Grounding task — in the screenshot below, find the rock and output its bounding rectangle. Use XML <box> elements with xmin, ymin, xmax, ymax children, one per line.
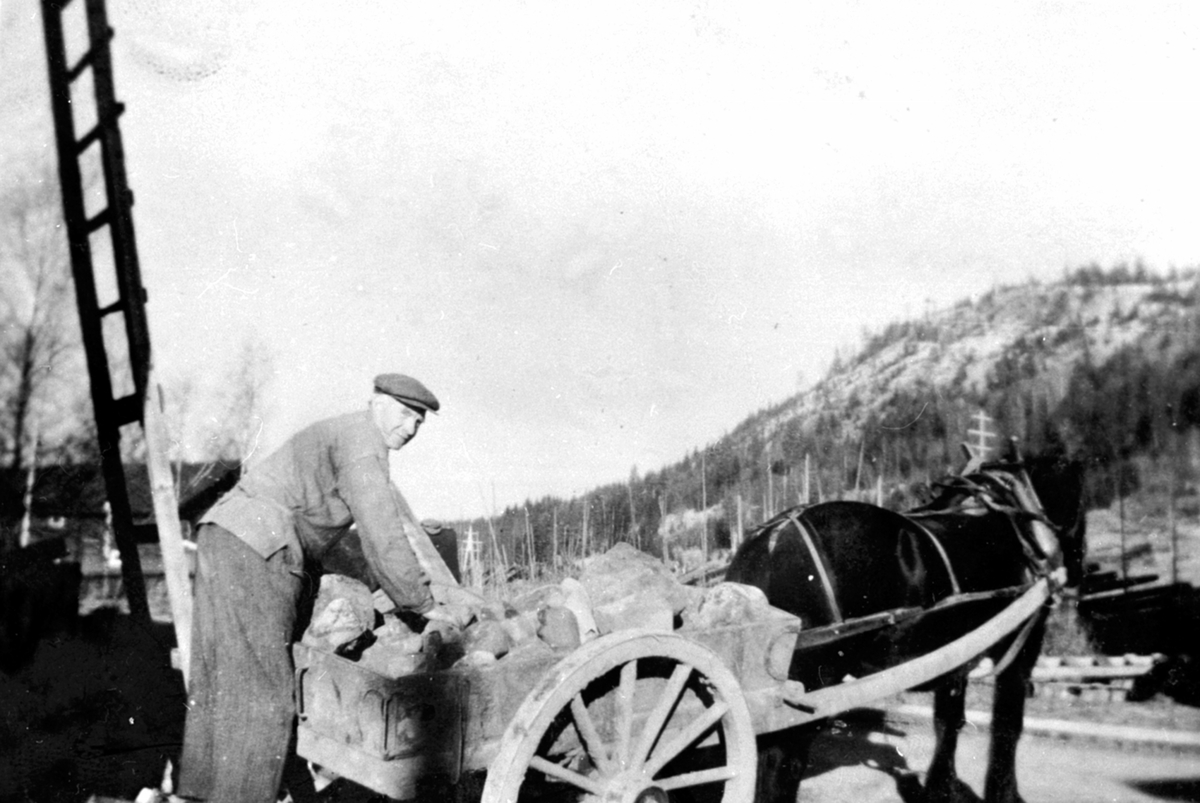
<box><xmin>681</xmin><ymin>582</ymin><xmax>772</xmax><ymax>630</ymax></box>
<box><xmin>432</xmin><ymin>582</ymin><xmax>489</xmax><ymax>612</ymax></box>
<box><xmin>538</xmin><ymin>605</ymin><xmax>581</xmax><ymax>650</ymax></box>
<box><xmin>314</xmin><ymin>574</ymin><xmax>376</xmax><ymax>629</ymax></box>
<box><xmin>373</xmin><ymin>588</ymin><xmax>397</xmax><ymax>615</ymax></box>
<box><xmin>422</xmin><ymin>620</ymin><xmax>465</xmax><ymax>669</ymax></box>
<box><xmin>463</xmin><ymin>619</ymin><xmax>513</xmax><ymax>659</ymax></box>
<box><xmin>504</xmin><ymin>639</ymin><xmax>556</xmax><ymax>662</ymax></box>
<box><xmin>477</xmin><ymin>600</ymin><xmax>516</xmax><ymax>621</ymax></box>
<box><xmin>358</xmin><ymin>641</ymin><xmax>429</xmax><ymax>677</ymax></box>
<box><xmin>372</xmin><ymin>615</ymin><xmax>423</xmax><ymax>652</ymax></box>
<box><xmin>302</xmin><ymin>574</ymin><xmax>377</xmax><ymax>653</ymax></box>
<box><xmin>579</xmin><ymin>543</ymin><xmax>692</xmax><ymax>614</ymax></box>
<box><xmin>500</xmin><ymin>611</ymin><xmax>541</xmax><ymax>646</ymax></box>
<box><xmin>429</xmin><ymin>602</ymin><xmax>477</xmax><ymax>630</ymax></box>
<box><xmin>594</xmin><ymin>591</ymin><xmax>674</xmax><ymax>634</ymax></box>
<box><xmin>454</xmin><ymin>650</ymin><xmax>499</xmax><ymax>669</ymax></box>
<box><xmin>559</xmin><ymin>578</ymin><xmax>599</xmax><ymax>642</ymax></box>
<box><xmin>511</xmin><ymin>584</ymin><xmax>566</xmax><ymax>614</ymax></box>
<box><xmin>302</xmin><ymin>598</ymin><xmax>371</xmax><ymax>653</ymax></box>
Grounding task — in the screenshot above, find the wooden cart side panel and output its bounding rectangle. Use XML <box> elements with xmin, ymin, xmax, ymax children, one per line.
<box><xmin>456</xmin><ymin>649</ymin><xmax>566</xmax><ymax>771</ymax></box>
<box><xmin>294</xmin><ymin>644</ymin><xmax>467</xmax><ymax>797</ymax></box>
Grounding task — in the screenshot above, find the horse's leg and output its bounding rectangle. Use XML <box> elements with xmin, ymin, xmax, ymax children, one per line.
<box><xmin>754</xmin><ymin>729</ymin><xmax>808</xmax><ymax>803</ymax></box>
<box><xmin>983</xmin><ymin>614</ymin><xmax>1046</xmax><ymax>803</ymax></box>
<box><xmin>925</xmin><ymin>672</ymin><xmax>979</xmax><ymax>803</ymax></box>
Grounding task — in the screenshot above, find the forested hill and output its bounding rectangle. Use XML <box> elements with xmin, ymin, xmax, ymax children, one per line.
<box><xmin>457</xmin><ymin>265</ymin><xmax>1200</xmax><ymax>572</ymax></box>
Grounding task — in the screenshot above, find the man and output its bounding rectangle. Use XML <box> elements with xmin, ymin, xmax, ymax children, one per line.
<box><xmin>177</xmin><ymin>373</ymin><xmax>441</xmax><ymax>803</ymax></box>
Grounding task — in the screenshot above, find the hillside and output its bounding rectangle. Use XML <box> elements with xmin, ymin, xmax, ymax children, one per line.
<box><xmin>454</xmin><ymin>265</ymin><xmax>1200</xmax><ymax>582</ymax></box>
<box><xmin>764</xmin><ymin>277</ymin><xmax>1196</xmax><ymax>441</ymax></box>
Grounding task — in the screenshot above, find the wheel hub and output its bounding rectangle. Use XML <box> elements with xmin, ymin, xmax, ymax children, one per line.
<box><xmin>598</xmin><ymin>770</ymin><xmax>669</xmax><ymax>803</ymax></box>
<box><xmin>595</xmin><ymin>768</ymin><xmax>672</xmax><ymax>801</ymax></box>
<box><xmin>632</xmin><ymin>786</ymin><xmax>668</xmax><ymax>803</ymax></box>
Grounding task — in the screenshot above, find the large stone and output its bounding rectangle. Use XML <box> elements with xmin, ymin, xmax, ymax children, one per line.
<box><xmin>455</xmin><ymin>650</ymin><xmax>499</xmax><ymax>669</ymax></box>
<box><xmin>500</xmin><ymin>610</ymin><xmax>541</xmax><ymax>646</ymax></box>
<box><xmin>559</xmin><ymin>578</ymin><xmax>599</xmax><ymax>642</ymax></box>
<box><xmin>358</xmin><ymin>637</ymin><xmax>429</xmax><ymax>677</ymax></box>
<box><xmin>593</xmin><ymin>591</ymin><xmax>674</xmax><ymax>634</ymax></box>
<box><xmin>462</xmin><ymin>619</ymin><xmax>513</xmax><ymax>659</ymax></box>
<box><xmin>433</xmin><ymin>582</ymin><xmax>493</xmax><ymax>614</ymax></box>
<box><xmin>511</xmin><ymin>584</ymin><xmax>566</xmax><ymax>614</ymax></box>
<box><xmin>538</xmin><ymin>605</ymin><xmax>581</xmax><ymax>651</ymax></box>
<box><xmin>421</xmin><ymin>622</ymin><xmax>465</xmax><ymax>670</ymax></box>
<box><xmin>372</xmin><ymin>615</ymin><xmax>423</xmax><ymax>651</ymax></box>
<box><xmin>504</xmin><ymin>638</ymin><xmax>556</xmax><ymax>663</ymax></box>
<box><xmin>302</xmin><ymin>574</ymin><xmax>376</xmax><ymax>653</ymax></box>
<box><xmin>681</xmin><ymin>582</ymin><xmax>772</xmax><ymax>630</ymax></box>
<box><xmin>314</xmin><ymin>574</ymin><xmax>376</xmax><ymax>628</ymax></box>
<box><xmin>579</xmin><ymin>543</ymin><xmax>692</xmax><ymax>614</ymax></box>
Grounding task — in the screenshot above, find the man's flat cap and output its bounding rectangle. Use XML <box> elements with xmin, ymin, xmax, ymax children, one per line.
<box><xmin>374</xmin><ymin>373</ymin><xmax>440</xmax><ymax>413</ymax></box>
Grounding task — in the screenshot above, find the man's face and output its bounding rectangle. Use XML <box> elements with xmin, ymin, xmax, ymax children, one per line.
<box><xmin>375</xmin><ymin>396</ymin><xmax>425</xmax><ymax>450</ymax></box>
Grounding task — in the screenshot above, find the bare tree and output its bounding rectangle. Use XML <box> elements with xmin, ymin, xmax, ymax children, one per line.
<box><xmin>220</xmin><ymin>332</ymin><xmax>274</xmax><ymax>464</ymax></box>
<box><xmin>178</xmin><ymin>332</ymin><xmax>274</xmax><ymax>464</ymax></box>
<box><xmin>0</xmin><ymin>161</ymin><xmax>88</xmax><ymax>473</ymax></box>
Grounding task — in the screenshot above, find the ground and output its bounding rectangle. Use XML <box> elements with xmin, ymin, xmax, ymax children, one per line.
<box><xmin>795</xmin><ymin>705</ymin><xmax>1200</xmax><ymax>803</ymax></box>
<box><xmin>3</xmin><ymin>503</ymin><xmax>1200</xmax><ymax>802</ymax></box>
<box><xmin>0</xmin><ymin>609</ymin><xmax>184</xmax><ymax>802</ymax></box>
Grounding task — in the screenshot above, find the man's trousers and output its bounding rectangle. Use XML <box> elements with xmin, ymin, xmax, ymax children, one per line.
<box><xmin>177</xmin><ymin>524</ymin><xmax>304</xmax><ymax>803</ymax></box>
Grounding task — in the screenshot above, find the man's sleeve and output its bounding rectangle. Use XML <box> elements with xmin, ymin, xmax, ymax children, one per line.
<box><xmin>337</xmin><ymin>440</ymin><xmax>434</xmax><ymax>614</ymax></box>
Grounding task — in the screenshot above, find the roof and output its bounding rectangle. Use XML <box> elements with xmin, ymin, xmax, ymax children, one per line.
<box><xmin>0</xmin><ymin>461</ymin><xmax>241</xmax><ymax>524</ymax></box>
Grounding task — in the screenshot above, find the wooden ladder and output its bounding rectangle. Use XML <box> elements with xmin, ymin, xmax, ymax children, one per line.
<box><xmin>40</xmin><ymin>0</ymin><xmax>192</xmax><ymax>677</ymax></box>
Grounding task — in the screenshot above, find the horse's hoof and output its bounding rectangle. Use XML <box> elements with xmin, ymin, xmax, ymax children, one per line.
<box><xmin>984</xmin><ymin>793</ymin><xmax>1027</xmax><ymax>803</ymax></box>
<box><xmin>924</xmin><ymin>776</ymin><xmax>983</xmax><ymax>803</ymax></box>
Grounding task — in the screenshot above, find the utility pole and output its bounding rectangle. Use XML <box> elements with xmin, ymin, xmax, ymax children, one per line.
<box><xmin>965</xmin><ymin>409</ymin><xmax>997</xmax><ymax>469</ymax></box>
<box><xmin>803</xmin><ymin>452</ymin><xmax>810</xmax><ymax>505</ymax></box>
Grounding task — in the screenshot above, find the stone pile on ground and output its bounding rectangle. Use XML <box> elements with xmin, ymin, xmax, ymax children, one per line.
<box><xmin>301</xmin><ymin>542</ymin><xmax>787</xmax><ymax>677</ymax></box>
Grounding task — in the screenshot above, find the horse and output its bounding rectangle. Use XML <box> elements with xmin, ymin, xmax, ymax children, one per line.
<box><xmin>727</xmin><ymin>446</ymin><xmax>1087</xmax><ymax>803</ymax></box>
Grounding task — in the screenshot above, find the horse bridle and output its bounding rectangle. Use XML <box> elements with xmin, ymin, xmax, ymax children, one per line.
<box><xmin>911</xmin><ymin>470</ymin><xmax>1062</xmax><ymax>583</ymax></box>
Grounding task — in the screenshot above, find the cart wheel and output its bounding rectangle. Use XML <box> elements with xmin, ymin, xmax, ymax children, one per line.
<box><xmin>481</xmin><ymin>630</ymin><xmax>757</xmax><ymax>803</ymax></box>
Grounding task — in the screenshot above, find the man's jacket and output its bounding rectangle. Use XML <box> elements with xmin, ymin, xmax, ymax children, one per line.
<box><xmin>200</xmin><ymin>410</ymin><xmax>433</xmax><ymax>613</ymax></box>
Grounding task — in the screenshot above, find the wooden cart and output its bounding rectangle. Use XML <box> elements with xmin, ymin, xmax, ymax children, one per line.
<box><xmin>293</xmin><ymin>576</ymin><xmax>1051</xmax><ymax>803</ymax></box>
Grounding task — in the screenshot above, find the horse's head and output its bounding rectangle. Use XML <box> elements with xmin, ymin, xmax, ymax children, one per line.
<box><xmin>1023</xmin><ymin>451</ymin><xmax>1088</xmax><ymax>588</ymax></box>
<box><xmin>949</xmin><ymin>450</ymin><xmax>1088</xmax><ymax>589</ymax></box>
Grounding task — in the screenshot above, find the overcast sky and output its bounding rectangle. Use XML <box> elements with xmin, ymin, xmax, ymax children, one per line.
<box><xmin>3</xmin><ymin>1</ymin><xmax>1199</xmax><ymax>519</ymax></box>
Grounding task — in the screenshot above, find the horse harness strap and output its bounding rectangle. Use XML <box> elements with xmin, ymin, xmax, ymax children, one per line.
<box><xmin>980</xmin><ymin>473</ymin><xmax>1058</xmax><ymax>578</ymax></box>
<box><xmin>987</xmin><ymin>599</ymin><xmax>1047</xmax><ymax>677</ymax></box>
<box><xmin>915</xmin><ymin>472</ymin><xmax>1057</xmax><ymax>580</ymax></box>
<box><xmin>783</xmin><ymin>510</ymin><xmax>844</xmax><ymax>624</ymax></box>
<box><xmin>905</xmin><ymin>517</ymin><xmax>963</xmax><ymax>596</ymax></box>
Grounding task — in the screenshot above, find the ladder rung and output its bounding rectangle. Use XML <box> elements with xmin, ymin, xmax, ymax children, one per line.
<box><xmin>110</xmin><ymin>393</ymin><xmax>142</xmax><ymax>428</ymax></box>
<box><xmin>75</xmin><ymin>102</ymin><xmax>126</xmax><ymax>154</ymax></box>
<box><xmin>86</xmin><ymin>208</ymin><xmax>112</xmax><ymax>233</ymax></box>
<box><xmin>67</xmin><ymin>28</ymin><xmax>114</xmax><ymax>82</ymax></box>
<box><xmin>98</xmin><ymin>298</ymin><xmax>125</xmax><ymax>317</ymax></box>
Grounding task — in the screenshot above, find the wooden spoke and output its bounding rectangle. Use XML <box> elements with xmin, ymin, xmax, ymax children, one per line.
<box><xmin>631</xmin><ymin>662</ymin><xmax>692</xmax><ymax>767</ymax></box>
<box><xmin>482</xmin><ymin>631</ymin><xmax>756</xmax><ymax>803</ymax></box>
<box><xmin>614</xmin><ymin>659</ymin><xmax>637</xmax><ymax>770</ymax></box>
<box><xmin>655</xmin><ymin>765</ymin><xmax>740</xmax><ymax>791</ymax></box>
<box><xmin>528</xmin><ymin>755</ymin><xmax>605</xmax><ymax>796</ymax></box>
<box><xmin>569</xmin><ymin>692</ymin><xmax>614</xmax><ymax>776</ymax></box>
<box><xmin>643</xmin><ymin>699</ymin><xmax>730</xmax><ymax>778</ymax></box>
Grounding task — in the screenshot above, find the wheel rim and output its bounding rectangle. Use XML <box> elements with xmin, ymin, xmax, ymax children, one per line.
<box><xmin>482</xmin><ymin>630</ymin><xmax>757</xmax><ymax>803</ymax></box>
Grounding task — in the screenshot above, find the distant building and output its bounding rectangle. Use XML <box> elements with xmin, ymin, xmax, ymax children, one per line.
<box><xmin>0</xmin><ymin>461</ymin><xmax>241</xmax><ymax>549</ymax></box>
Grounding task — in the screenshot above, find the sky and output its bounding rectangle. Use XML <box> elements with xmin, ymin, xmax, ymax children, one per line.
<box><xmin>3</xmin><ymin>1</ymin><xmax>1199</xmax><ymax>519</ymax></box>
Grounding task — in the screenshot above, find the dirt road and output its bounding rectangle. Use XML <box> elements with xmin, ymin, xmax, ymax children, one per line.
<box><xmin>796</xmin><ymin>708</ymin><xmax>1200</xmax><ymax>803</ymax></box>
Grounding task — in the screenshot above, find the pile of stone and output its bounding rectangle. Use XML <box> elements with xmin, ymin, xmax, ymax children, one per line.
<box><xmin>301</xmin><ymin>542</ymin><xmax>782</xmax><ymax>677</ymax></box>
